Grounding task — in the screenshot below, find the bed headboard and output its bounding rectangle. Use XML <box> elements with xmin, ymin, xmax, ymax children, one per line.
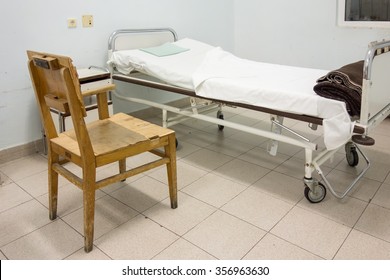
<box><xmin>108</xmin><ymin>28</ymin><xmax>177</xmax><ymax>56</ymax></box>
<box><xmin>360</xmin><ymin>39</ymin><xmax>390</xmax><ymax>132</ymax></box>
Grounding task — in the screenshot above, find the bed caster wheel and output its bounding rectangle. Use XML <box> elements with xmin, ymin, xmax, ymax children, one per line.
<box><xmin>304</xmin><ymin>182</ymin><xmax>326</xmax><ymax>203</ymax></box>
<box><xmin>345</xmin><ymin>142</ymin><xmax>359</xmax><ymax>167</ymax></box>
<box><xmin>217</xmin><ymin>111</ymin><xmax>224</xmax><ymax>131</ymax></box>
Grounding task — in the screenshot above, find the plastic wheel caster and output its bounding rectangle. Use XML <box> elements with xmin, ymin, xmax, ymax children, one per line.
<box><xmin>217</xmin><ymin>111</ymin><xmax>224</xmax><ymax>131</ymax></box>
<box><xmin>345</xmin><ymin>142</ymin><xmax>359</xmax><ymax>167</ymax></box>
<box><xmin>304</xmin><ymin>182</ymin><xmax>326</xmax><ymax>203</ymax></box>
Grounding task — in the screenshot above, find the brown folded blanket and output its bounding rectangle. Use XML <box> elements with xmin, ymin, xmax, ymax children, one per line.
<box><xmin>313</xmin><ymin>60</ymin><xmax>364</xmax><ymax>117</ymax></box>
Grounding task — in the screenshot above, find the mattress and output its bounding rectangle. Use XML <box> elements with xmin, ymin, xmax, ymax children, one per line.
<box><xmin>109</xmin><ymin>39</ymin><xmax>354</xmax><ymax>150</ymax></box>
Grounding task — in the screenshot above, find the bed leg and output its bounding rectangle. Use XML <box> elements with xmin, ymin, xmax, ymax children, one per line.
<box><xmin>162</xmin><ymin>109</ymin><xmax>168</xmax><ymax>128</ymax></box>
<box><xmin>190</xmin><ymin>97</ymin><xmax>199</xmax><ymax>114</ymax></box>
<box><xmin>268</xmin><ymin>115</ymin><xmax>283</xmax><ymax>156</ymax></box>
<box><xmin>304</xmin><ymin>148</ymin><xmax>313</xmax><ymax>179</ymax></box>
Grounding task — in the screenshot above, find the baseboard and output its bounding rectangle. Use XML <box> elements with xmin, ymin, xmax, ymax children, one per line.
<box><xmin>0</xmin><ymin>140</ymin><xmax>44</xmax><ymax>165</ymax></box>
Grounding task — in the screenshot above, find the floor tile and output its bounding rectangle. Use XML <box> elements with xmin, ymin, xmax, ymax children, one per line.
<box><xmin>0</xmin><ymin>171</ymin><xmax>12</xmax><ymax>186</ymax></box>
<box><xmin>1</xmin><ymin>219</ymin><xmax>84</xmax><ymax>260</ymax></box>
<box><xmin>298</xmin><ymin>193</ymin><xmax>368</xmax><ymax>227</ymax></box>
<box><xmin>0</xmin><ymin>154</ymin><xmax>47</xmax><ymax>182</ymax></box>
<box><xmin>238</xmin><ymin>147</ymin><xmax>290</xmax><ymax>170</ymax></box>
<box><xmin>109</xmin><ymin>176</ymin><xmax>171</xmax><ymax>212</ymax></box>
<box><xmin>181</xmin><ymin>148</ymin><xmax>233</xmax><ymax>171</ymax></box>
<box><xmin>271</xmin><ymin>207</ymin><xmax>351</xmax><ymax>259</ymax></box>
<box><xmin>221</xmin><ymin>188</ymin><xmax>293</xmax><ymax>231</ymax></box>
<box><xmin>36</xmin><ymin>184</ymin><xmax>106</xmax><ymax>217</ymax></box>
<box><xmin>204</xmin><ymin>138</ymin><xmax>255</xmax><ymax>158</ymax></box>
<box><xmin>181</xmin><ymin>173</ymin><xmax>247</xmax><ymax>208</ymax></box>
<box><xmin>200</xmin><ymin>122</ymin><xmax>238</xmax><ymax>138</ymax></box>
<box><xmin>363</xmin><ymin>146</ymin><xmax>390</xmax><ymax>166</ymax></box>
<box><xmin>258</xmin><ymin>140</ymin><xmax>302</xmax><ymax>157</ymax></box>
<box><xmin>144</xmin><ymin>192</ymin><xmax>216</xmax><ymax>236</ymax></box>
<box><xmin>62</xmin><ymin>195</ymin><xmax>139</xmax><ymax>239</ymax></box>
<box><xmin>147</xmin><ymin>160</ymin><xmax>208</xmax><ymax>190</ymax></box>
<box><xmin>251</xmin><ymin>171</ymin><xmax>305</xmax><ymax>204</ymax></box>
<box><xmin>169</xmin><ymin>123</ymin><xmax>196</xmax><ymax>140</ymax></box>
<box><xmin>227</xmin><ymin>114</ymin><xmax>261</xmax><ymax>127</ymax></box>
<box><xmin>335</xmin><ymin>229</ymin><xmax>390</xmax><ymax>260</ymax></box>
<box><xmin>336</xmin><ymin>159</ymin><xmax>390</xmax><ymax>183</ymax></box>
<box><xmin>227</xmin><ymin>129</ymin><xmax>268</xmax><ymax>147</ymax></box>
<box><xmin>184</xmin><ymin>211</ymin><xmax>266</xmax><ymax>260</ymax></box>
<box><xmin>65</xmin><ymin>246</ymin><xmax>111</xmax><ymax>260</ymax></box>
<box><xmin>125</xmin><ymin>152</ymin><xmax>162</xmax><ymax>170</ymax></box>
<box><xmin>385</xmin><ymin>173</ymin><xmax>390</xmax><ymax>185</ymax></box>
<box><xmin>0</xmin><ymin>200</ymin><xmax>50</xmax><ymax>247</ymax></box>
<box><xmin>153</xmin><ymin>238</ymin><xmax>217</xmax><ymax>260</ymax></box>
<box><xmin>175</xmin><ymin>140</ymin><xmax>202</xmax><ymax>159</ymax></box>
<box><xmin>0</xmin><ymin>182</ymin><xmax>33</xmax><ymax>213</ymax></box>
<box><xmin>355</xmin><ymin>203</ymin><xmax>390</xmax><ymax>243</ymax></box>
<box><xmin>15</xmin><ymin>170</ymin><xmax>68</xmax><ymax>198</ymax></box>
<box><xmin>95</xmin><ymin>215</ymin><xmax>178</xmax><ymax>259</ymax></box>
<box><xmin>181</xmin><ymin>117</ymin><xmax>216</xmax><ymax>131</ymax></box>
<box><xmin>291</xmin><ymin>154</ymin><xmax>334</xmax><ymax>176</ymax></box>
<box><xmin>243</xmin><ymin>234</ymin><xmax>322</xmax><ymax>260</ymax></box>
<box><xmin>2</xmin><ymin>111</ymin><xmax>390</xmax><ymax>261</ymax></box>
<box><xmin>371</xmin><ymin>183</ymin><xmax>390</xmax><ymax>209</ymax></box>
<box><xmin>214</xmin><ymin>158</ymin><xmax>270</xmax><ymax>186</ymax></box>
<box><xmin>274</xmin><ymin>157</ymin><xmax>322</xmax><ymax>181</ymax></box>
<box><xmin>178</xmin><ymin>130</ymin><xmax>220</xmax><ymax>148</ymax></box>
<box><xmin>324</xmin><ymin>169</ymin><xmax>382</xmax><ymax>202</ymax></box>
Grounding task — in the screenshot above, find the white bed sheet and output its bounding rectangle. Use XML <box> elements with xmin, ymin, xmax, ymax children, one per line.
<box><xmin>109</xmin><ymin>39</ymin><xmax>354</xmax><ymax>150</ymax></box>
<box><xmin>109</xmin><ymin>38</ymin><xmax>213</xmax><ymax>89</ymax></box>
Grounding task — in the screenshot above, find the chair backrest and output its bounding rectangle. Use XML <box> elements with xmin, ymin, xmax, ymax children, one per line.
<box><xmin>27</xmin><ymin>51</ymin><xmax>93</xmax><ymax>158</ymax></box>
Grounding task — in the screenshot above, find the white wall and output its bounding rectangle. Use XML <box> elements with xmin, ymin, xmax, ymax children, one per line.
<box><xmin>0</xmin><ymin>0</ymin><xmax>234</xmax><ymax>150</ymax></box>
<box><xmin>234</xmin><ymin>0</ymin><xmax>390</xmax><ymax>69</ymax></box>
<box><xmin>3</xmin><ymin>0</ymin><xmax>390</xmax><ymax>152</ymax></box>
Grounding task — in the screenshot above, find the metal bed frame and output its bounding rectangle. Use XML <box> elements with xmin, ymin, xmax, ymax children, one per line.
<box><xmin>107</xmin><ymin>28</ymin><xmax>390</xmax><ymax>203</ymax></box>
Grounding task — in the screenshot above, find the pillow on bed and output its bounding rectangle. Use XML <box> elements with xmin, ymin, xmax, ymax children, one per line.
<box><xmin>108</xmin><ymin>38</ymin><xmax>214</xmax><ymax>77</ymax></box>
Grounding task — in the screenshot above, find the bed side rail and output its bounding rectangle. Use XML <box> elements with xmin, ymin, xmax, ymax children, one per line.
<box><xmin>359</xmin><ymin>39</ymin><xmax>390</xmax><ymax>131</ymax></box>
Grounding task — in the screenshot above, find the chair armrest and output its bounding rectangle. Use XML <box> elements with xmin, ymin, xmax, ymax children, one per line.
<box><xmin>81</xmin><ymin>84</ymin><xmax>115</xmax><ymax>120</ymax></box>
<box><xmin>81</xmin><ymin>84</ymin><xmax>116</xmax><ymax>97</ymax></box>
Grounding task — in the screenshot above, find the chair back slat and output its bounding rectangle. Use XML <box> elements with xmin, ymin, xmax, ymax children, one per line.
<box><xmin>28</xmin><ymin>51</ymin><xmax>93</xmax><ymax>160</ymax></box>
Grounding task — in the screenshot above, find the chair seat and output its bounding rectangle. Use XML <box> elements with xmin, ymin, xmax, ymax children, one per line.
<box><xmin>51</xmin><ymin>113</ymin><xmax>174</xmax><ymax>166</ymax></box>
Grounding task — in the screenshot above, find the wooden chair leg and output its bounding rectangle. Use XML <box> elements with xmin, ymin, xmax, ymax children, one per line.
<box><xmin>83</xmin><ymin>168</ymin><xmax>96</xmax><ymax>253</ymax></box>
<box><xmin>48</xmin><ymin>151</ymin><xmax>59</xmax><ymax>220</ymax></box>
<box><xmin>119</xmin><ymin>159</ymin><xmax>126</xmax><ymax>181</ymax></box>
<box><xmin>165</xmin><ymin>134</ymin><xmax>178</xmax><ymax>209</ymax></box>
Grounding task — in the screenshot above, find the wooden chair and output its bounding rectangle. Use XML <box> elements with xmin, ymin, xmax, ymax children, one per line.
<box><xmin>27</xmin><ymin>50</ymin><xmax>178</xmax><ymax>253</ymax></box>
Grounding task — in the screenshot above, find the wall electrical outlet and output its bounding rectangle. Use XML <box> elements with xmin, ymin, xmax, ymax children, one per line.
<box><xmin>82</xmin><ymin>15</ymin><xmax>93</xmax><ymax>27</ymax></box>
<box><xmin>67</xmin><ymin>18</ymin><xmax>77</xmax><ymax>28</ymax></box>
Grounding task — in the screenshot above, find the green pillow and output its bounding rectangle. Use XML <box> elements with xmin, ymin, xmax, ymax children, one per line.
<box><xmin>140</xmin><ymin>43</ymin><xmax>189</xmax><ymax>57</ymax></box>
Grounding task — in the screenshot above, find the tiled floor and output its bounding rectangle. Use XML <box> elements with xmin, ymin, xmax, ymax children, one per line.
<box><xmin>1</xmin><ymin>107</ymin><xmax>390</xmax><ymax>260</ymax></box>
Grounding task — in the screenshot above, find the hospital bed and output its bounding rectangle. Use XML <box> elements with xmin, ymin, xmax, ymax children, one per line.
<box><xmin>107</xmin><ymin>28</ymin><xmax>390</xmax><ymax>203</ymax></box>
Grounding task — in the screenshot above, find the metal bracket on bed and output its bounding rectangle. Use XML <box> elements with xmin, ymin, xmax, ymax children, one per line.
<box><xmin>268</xmin><ymin>115</ymin><xmax>310</xmax><ymax>156</ymax></box>
<box><xmin>162</xmin><ymin>97</ymin><xmax>223</xmax><ymax>128</ymax></box>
